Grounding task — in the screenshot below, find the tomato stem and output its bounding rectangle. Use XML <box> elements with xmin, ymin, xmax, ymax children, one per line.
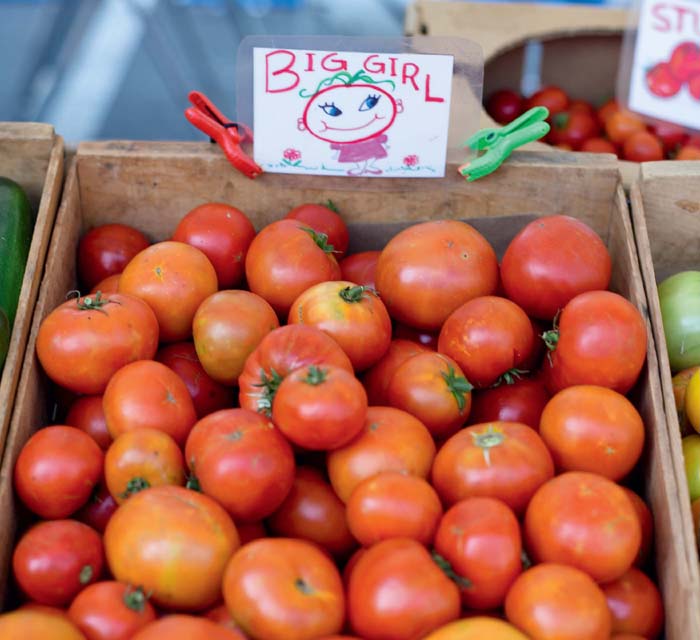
<box><xmin>119</xmin><ymin>477</ymin><xmax>150</xmax><ymax>499</ymax></box>
<box><xmin>123</xmin><ymin>586</ymin><xmax>149</xmax><ymax>613</ymax></box>
<box><xmin>186</xmin><ymin>474</ymin><xmax>201</xmax><ymax>492</ymax></box>
<box><xmin>68</xmin><ymin>290</ymin><xmax>120</xmax><ymax>315</ymax></box>
<box><xmin>253</xmin><ymin>367</ymin><xmax>284</xmax><ymax>416</ymax></box>
<box><xmin>300</xmin><ymin>226</ymin><xmax>337</xmax><ymax>255</ymax></box>
<box><xmin>471</xmin><ymin>425</ymin><xmax>505</xmax><ymax>467</ymax></box>
<box><xmin>295</xmin><ymin>577</ymin><xmax>315</xmax><ymax>595</ymax></box>
<box><xmin>325</xmin><ymin>199</ymin><xmax>339</xmax><ymax>213</ymax></box>
<box><xmin>521</xmin><ymin>549</ymin><xmax>533</xmax><ymax>570</ymax></box>
<box><xmin>431</xmin><ymin>551</ymin><xmax>472</xmax><ymax>589</ymax></box>
<box><xmin>441</xmin><ymin>365</ymin><xmax>473</xmax><ymax>412</ymax></box>
<box><xmin>493</xmin><ymin>367</ymin><xmax>529</xmax><ymax>387</ymax></box>
<box><xmin>303</xmin><ymin>365</ymin><xmax>328</xmax><ymax>386</ymax></box>
<box><xmin>79</xmin><ymin>565</ymin><xmax>93</xmax><ymax>585</ymax></box>
<box><xmin>339</xmin><ymin>285</ymin><xmax>374</xmax><ymax>303</ymax></box>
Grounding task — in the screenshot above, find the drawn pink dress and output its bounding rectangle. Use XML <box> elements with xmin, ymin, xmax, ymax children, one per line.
<box><xmin>330</xmin><ymin>134</ymin><xmax>388</xmax><ymax>163</ymax></box>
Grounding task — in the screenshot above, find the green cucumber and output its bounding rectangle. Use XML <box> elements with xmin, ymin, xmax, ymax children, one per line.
<box><xmin>0</xmin><ymin>177</ymin><xmax>32</xmax><ymax>368</ymax></box>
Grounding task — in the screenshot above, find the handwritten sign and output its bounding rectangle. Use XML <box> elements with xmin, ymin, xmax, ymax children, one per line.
<box><xmin>626</xmin><ymin>0</ymin><xmax>700</xmax><ymax>130</ymax></box>
<box><xmin>252</xmin><ymin>48</ymin><xmax>455</xmax><ymax>177</ymax></box>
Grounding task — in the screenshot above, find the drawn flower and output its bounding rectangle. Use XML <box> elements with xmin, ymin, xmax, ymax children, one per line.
<box><xmin>283</xmin><ymin>148</ymin><xmax>302</xmax><ymax>162</ymax></box>
<box><xmin>403</xmin><ymin>154</ymin><xmax>419</xmax><ymax>167</ymax></box>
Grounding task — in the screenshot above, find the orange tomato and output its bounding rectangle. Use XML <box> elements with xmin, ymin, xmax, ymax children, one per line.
<box><xmin>622</xmin><ymin>487</ymin><xmax>654</xmax><ymax>567</ymax></box>
<box><xmin>605</xmin><ymin>111</ymin><xmax>646</xmax><ymax>145</ymax></box>
<box><xmin>677</xmin><ymin>145</ymin><xmax>700</xmax><ymax>160</ymax></box>
<box><xmin>132</xmin><ymin>615</ymin><xmax>245</xmax><ymax>640</ymax></box>
<box><xmin>0</xmin><ymin>607</ymin><xmax>86</xmax><ymax>640</ymax></box>
<box><xmin>90</xmin><ymin>273</ymin><xmax>121</xmax><ymax>294</ymax></box>
<box><xmin>673</xmin><ymin>366</ymin><xmax>700</xmax><ymax>434</ymax></box>
<box><xmin>423</xmin><ymin>617</ymin><xmax>528</xmax><ymax>640</ymax></box>
<box><xmin>602</xmin><ymin>568</ymin><xmax>664</xmax><ymax>639</ymax></box>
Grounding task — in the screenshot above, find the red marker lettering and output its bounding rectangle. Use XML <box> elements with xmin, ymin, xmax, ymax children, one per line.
<box><xmin>401</xmin><ymin>62</ymin><xmax>420</xmax><ymax>91</ymax></box>
<box><xmin>265</xmin><ymin>50</ymin><xmax>299</xmax><ymax>93</ymax></box>
<box><xmin>322</xmin><ymin>53</ymin><xmax>347</xmax><ymax>72</ymax></box>
<box><xmin>363</xmin><ymin>54</ymin><xmax>385</xmax><ymax>74</ymax></box>
<box><xmin>424</xmin><ymin>74</ymin><xmax>445</xmax><ymax>103</ymax></box>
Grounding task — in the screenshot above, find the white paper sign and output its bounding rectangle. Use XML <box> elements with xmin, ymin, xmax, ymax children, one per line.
<box><xmin>627</xmin><ymin>0</ymin><xmax>700</xmax><ymax>130</ymax></box>
<box><xmin>252</xmin><ymin>48</ymin><xmax>454</xmax><ymax>177</ymax></box>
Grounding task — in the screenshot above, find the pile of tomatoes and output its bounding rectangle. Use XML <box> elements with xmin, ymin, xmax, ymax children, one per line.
<box><xmin>486</xmin><ymin>84</ymin><xmax>700</xmax><ymax>162</ymax></box>
<box><xmin>1</xmin><ymin>200</ymin><xmax>664</xmax><ymax>640</ymax></box>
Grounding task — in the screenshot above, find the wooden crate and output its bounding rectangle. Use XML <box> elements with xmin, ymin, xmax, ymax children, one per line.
<box><xmin>0</xmin><ymin>142</ymin><xmax>695</xmax><ymax>638</ymax></box>
<box><xmin>0</xmin><ymin>123</ymin><xmax>64</xmax><ymax>461</ymax></box>
<box><xmin>631</xmin><ymin>161</ymin><xmax>700</xmax><ymax>607</ymax></box>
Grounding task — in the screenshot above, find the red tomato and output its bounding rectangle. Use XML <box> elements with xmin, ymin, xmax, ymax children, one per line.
<box><xmin>691</xmin><ymin>73</ymin><xmax>700</xmax><ymax>100</ymax></box>
<box><xmin>539</xmin><ymin>385</ymin><xmax>645</xmax><ymax>480</ymax></box>
<box><xmin>36</xmin><ymin>292</ymin><xmax>159</xmax><ymax>395</ymax></box>
<box><xmin>68</xmin><ymin>581</ymin><xmax>157</xmax><ymax>640</ymax></box>
<box><xmin>268</xmin><ymin>466</ymin><xmax>356</xmax><ymax>557</ymax></box>
<box><xmin>386</xmin><ymin>351</ymin><xmax>472</xmax><ymax>439</ymax></box>
<box><xmin>90</xmin><ymin>273</ymin><xmax>121</xmax><ymax>294</ymax></box>
<box><xmin>581</xmin><ymin>137</ymin><xmax>618</xmax><ymax>154</ymax></box>
<box><xmin>468</xmin><ymin>378</ymin><xmax>549</xmax><ymax>430</ymax></box>
<box><xmin>245</xmin><ymin>219</ymin><xmax>341</xmax><ymax>315</ymax></box>
<box><xmin>65</xmin><ymin>395</ymin><xmax>111</xmax><ymax>450</ymax></box>
<box><xmin>500</xmin><ymin>215</ymin><xmax>611</xmax><ymax>320</ymax></box>
<box><xmin>646</xmin><ymin>62</ymin><xmax>682</xmax><ymax>98</ymax></box>
<box><xmin>347</xmin><ymin>538</ymin><xmax>461</xmax><ymax>640</ymax></box>
<box><xmin>434</xmin><ymin>497</ymin><xmax>522</xmax><ymax>610</ymax></box>
<box><xmin>375</xmin><ymin>220</ymin><xmax>498</xmax><ymax>331</ymax></box>
<box><xmin>193</xmin><ymin>290</ymin><xmax>279</xmax><ymax>385</ymax></box>
<box><xmin>76</xmin><ymin>483</ymin><xmax>118</xmax><ymax>534</ymax></box>
<box><xmin>105</xmin><ymin>486</ymin><xmax>240</xmax><ymax>610</ymax></box>
<box><xmin>0</xmin><ymin>608</ymin><xmax>86</xmax><ymax>639</ymax></box>
<box><xmin>569</xmin><ymin>100</ymin><xmax>596</xmax><ymax>117</ymax></box>
<box><xmin>392</xmin><ymin>324</ymin><xmax>439</xmax><ymax>349</ymax></box>
<box><xmin>327</xmin><ymin>406</ymin><xmax>436</xmax><ymax>503</ymax></box>
<box><xmin>103</xmin><ymin>360</ymin><xmax>197</xmax><ymax>446</ymax></box>
<box><xmin>132</xmin><ymin>615</ymin><xmax>246</xmax><ymax>640</ymax></box>
<box><xmin>238</xmin><ymin>324</ymin><xmax>353</xmax><ymax>416</ymax></box>
<box><xmin>651</xmin><ymin>121</ymin><xmax>689</xmax><ymax>153</ymax></box>
<box><xmin>623</xmin><ymin>130</ymin><xmax>664</xmax><ymax>162</ymax></box>
<box><xmin>524</xmin><ymin>471</ymin><xmax>641</xmax><ymax>582</ymax></box>
<box><xmin>14</xmin><ymin>425</ymin><xmax>103</xmax><ymax>519</ymax></box>
<box><xmin>669</xmin><ymin>41</ymin><xmax>700</xmax><ymax>82</ymax></box>
<box><xmin>105</xmin><ymin>429</ymin><xmax>185</xmax><ymax>503</ymax></box>
<box><xmin>339</xmin><ymin>251</ymin><xmax>380</xmax><ymax>288</ymax></box>
<box><xmin>597</xmin><ymin>99</ymin><xmax>620</xmax><ymax>127</ymax></box>
<box><xmin>505</xmin><ymin>563</ymin><xmax>612</xmax><ymax>640</ymax></box>
<box><xmin>432</xmin><ymin>421</ymin><xmax>554</xmax><ymax>514</ymax></box>
<box><xmin>362</xmin><ymin>339</ymin><xmax>431</xmax><ymax>405</ymax></box>
<box><xmin>486</xmin><ymin>90</ymin><xmax>524</xmax><ymax>124</ymax></box>
<box><xmin>285</xmin><ymin>201</ymin><xmax>350</xmax><ymax>258</ymax></box>
<box><xmin>525</xmin><ymin>86</ymin><xmax>569</xmax><ymax>115</ymax></box>
<box><xmin>622</xmin><ymin>487</ymin><xmax>654</xmax><ymax>567</ymax></box>
<box><xmin>688</xmin><ymin>134</ymin><xmax>700</xmax><ymax>148</ymax></box>
<box><xmin>606</xmin><ymin>111</ymin><xmax>646</xmax><ymax>145</ymax></box>
<box><xmin>602</xmin><ymin>568</ymin><xmax>664</xmax><ymax>638</ymax></box>
<box><xmin>346</xmin><ymin>471</ymin><xmax>443</xmax><ymax>546</ymax></box>
<box><xmin>549</xmin><ymin>111</ymin><xmax>600</xmax><ymax>150</ymax></box>
<box><xmin>223</xmin><ymin>538</ymin><xmax>345</xmax><ymax>640</ymax></box>
<box><xmin>544</xmin><ymin>290</ymin><xmax>647</xmax><ymax>394</ymax></box>
<box><xmin>172</xmin><ymin>202</ymin><xmax>256</xmax><ymax>289</ymax></box>
<box><xmin>438</xmin><ymin>296</ymin><xmax>534</xmax><ymax>388</ymax></box>
<box><xmin>185</xmin><ymin>408</ymin><xmax>295</xmax><ymax>522</ymax></box>
<box><xmin>119</xmin><ymin>241</ymin><xmax>218</xmax><ymax>342</ymax></box>
<box><xmin>677</xmin><ymin>145</ymin><xmax>700</xmax><ymax>160</ymax></box>
<box><xmin>237</xmin><ymin>521</ymin><xmax>267</xmax><ymax>545</ymax></box>
<box><xmin>272</xmin><ymin>364</ymin><xmax>368</xmax><ymax>450</ymax></box>
<box><xmin>78</xmin><ymin>223</ymin><xmax>150</xmax><ymax>290</ymax></box>
<box><xmin>423</xmin><ymin>618</ymin><xmax>528</xmax><ymax>639</ymax></box>
<box><xmin>204</xmin><ymin>604</ymin><xmax>248</xmax><ymax>634</ymax></box>
<box><xmin>288</xmin><ymin>282</ymin><xmax>391</xmax><ymax>371</ymax></box>
<box><xmin>156</xmin><ymin>342</ymin><xmax>231</xmax><ymax>418</ymax></box>
<box><xmin>13</xmin><ymin>519</ymin><xmax>104</xmax><ymax>606</ymax></box>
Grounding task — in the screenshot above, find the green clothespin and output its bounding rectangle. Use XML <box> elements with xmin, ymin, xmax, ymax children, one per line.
<box><xmin>458</xmin><ymin>106</ymin><xmax>551</xmax><ymax>182</ymax></box>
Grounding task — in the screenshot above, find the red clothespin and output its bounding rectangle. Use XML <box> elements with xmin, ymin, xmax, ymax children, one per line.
<box><xmin>185</xmin><ymin>91</ymin><xmax>263</xmax><ymax>179</ymax></box>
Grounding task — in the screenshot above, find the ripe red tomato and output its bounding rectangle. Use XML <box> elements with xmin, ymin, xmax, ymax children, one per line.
<box><xmin>90</xmin><ymin>273</ymin><xmax>121</xmax><ymax>294</ymax></box>
<box><xmin>438</xmin><ymin>296</ymin><xmax>534</xmax><ymax>388</ymax></box>
<box><xmin>544</xmin><ymin>290</ymin><xmax>647</xmax><ymax>394</ymax></box>
<box><xmin>651</xmin><ymin>121</ymin><xmax>689</xmax><ymax>153</ymax></box>
<box><xmin>0</xmin><ymin>608</ymin><xmax>86</xmax><ymax>639</ymax></box>
<box><xmin>237</xmin><ymin>521</ymin><xmax>267</xmax><ymax>545</ymax></box>
<box><xmin>540</xmin><ymin>385</ymin><xmax>644</xmax><ymax>480</ymax></box>
<box><xmin>486</xmin><ymin>89</ymin><xmax>524</xmax><ymax>124</ymax></box>
<box><xmin>362</xmin><ymin>338</ymin><xmax>431</xmax><ymax>405</ymax></box>
<box><xmin>223</xmin><ymin>538</ymin><xmax>345</xmax><ymax>640</ymax></box>
<box><xmin>606</xmin><ymin>111</ymin><xmax>646</xmax><ymax>145</ymax></box>
<box><xmin>36</xmin><ymin>291</ymin><xmax>159</xmax><ymax>395</ymax></box>
<box><xmin>392</xmin><ymin>324</ymin><xmax>439</xmax><ymax>349</ymax></box>
<box><xmin>185</xmin><ymin>408</ymin><xmax>295</xmax><ymax>522</ymax></box>
<box><xmin>103</xmin><ymin>360</ymin><xmax>197</xmax><ymax>446</ymax></box>
<box><xmin>690</xmin><ymin>72</ymin><xmax>700</xmax><ymax>100</ymax></box>
<box><xmin>238</xmin><ymin>324</ymin><xmax>353</xmax><ymax>416</ymax></box>
<box><xmin>375</xmin><ymin>220</ymin><xmax>498</xmax><ymax>331</ymax></box>
<box><xmin>339</xmin><ymin>251</ymin><xmax>380</xmax><ymax>288</ymax></box>
<box><xmin>285</xmin><ymin>201</ymin><xmax>350</xmax><ymax>258</ymax></box>
<box><xmin>525</xmin><ymin>86</ymin><xmax>569</xmax><ymax>115</ymax></box>
<box><xmin>105</xmin><ymin>429</ymin><xmax>185</xmax><ymax>503</ymax></box>
<box><xmin>602</xmin><ymin>568</ymin><xmax>664</xmax><ymax>638</ymax></box>
<box><xmin>346</xmin><ymin>471</ymin><xmax>443</xmax><ymax>546</ymax></box>
<box><xmin>245</xmin><ymin>219</ymin><xmax>341</xmax><ymax>315</ymax></box>
<box><xmin>13</xmin><ymin>519</ymin><xmax>104</xmax><ymax>606</ymax></box>
<box><xmin>156</xmin><ymin>342</ymin><xmax>231</xmax><ymax>418</ymax></box>
<box><xmin>78</xmin><ymin>223</ymin><xmax>150</xmax><ymax>290</ymax></box>
<box><xmin>204</xmin><ymin>604</ymin><xmax>248</xmax><ymax>635</ymax></box>
<box><xmin>622</xmin><ymin>487</ymin><xmax>654</xmax><ymax>567</ymax></box>
<box><xmin>386</xmin><ymin>351</ymin><xmax>472</xmax><ymax>439</ymax></box>
<box><xmin>268</xmin><ymin>466</ymin><xmax>356</xmax><ymax>557</ymax></box>
<box><xmin>646</xmin><ymin>62</ymin><xmax>682</xmax><ymax>97</ymax></box>
<box><xmin>669</xmin><ymin>41</ymin><xmax>700</xmax><ymax>82</ymax></box>
<box><xmin>172</xmin><ymin>202</ymin><xmax>256</xmax><ymax>289</ymax></box>
<box><xmin>505</xmin><ymin>563</ymin><xmax>612</xmax><ymax>640</ymax></box>
<box><xmin>434</xmin><ymin>497</ymin><xmax>522</xmax><ymax>610</ymax></box>
<box><xmin>65</xmin><ymin>395</ymin><xmax>112</xmax><ymax>450</ymax></box>
<box><xmin>687</xmin><ymin>134</ymin><xmax>700</xmax><ymax>148</ymax></box>
<box><xmin>598</xmin><ymin>99</ymin><xmax>620</xmax><ymax>127</ymax></box>
<box><xmin>549</xmin><ymin>111</ymin><xmax>600</xmax><ymax>150</ymax></box>
<box><xmin>119</xmin><ymin>241</ymin><xmax>218</xmax><ymax>342</ymax></box>
<box><xmin>327</xmin><ymin>406</ymin><xmax>436</xmax><ymax>503</ymax></box>
<box><xmin>431</xmin><ymin>421</ymin><xmax>554</xmax><ymax>514</ymax></box>
<box><xmin>500</xmin><ymin>215</ymin><xmax>611</xmax><ymax>320</ymax></box>
<box><xmin>68</xmin><ymin>581</ymin><xmax>157</xmax><ymax>640</ymax></box>
<box><xmin>677</xmin><ymin>145</ymin><xmax>700</xmax><ymax>160</ymax></box>
<box><xmin>14</xmin><ymin>425</ymin><xmax>103</xmax><ymax>519</ymax></box>
<box><xmin>76</xmin><ymin>483</ymin><xmax>118</xmax><ymax>534</ymax></box>
<box><xmin>569</xmin><ymin>100</ymin><xmax>596</xmax><ymax>117</ymax></box>
<box><xmin>468</xmin><ymin>378</ymin><xmax>549</xmax><ymax>430</ymax></box>
<box><xmin>623</xmin><ymin>130</ymin><xmax>664</xmax><ymax>162</ymax></box>
<box><xmin>524</xmin><ymin>471</ymin><xmax>641</xmax><ymax>582</ymax></box>
<box><xmin>105</xmin><ymin>486</ymin><xmax>240</xmax><ymax>610</ymax></box>
<box><xmin>423</xmin><ymin>618</ymin><xmax>528</xmax><ymax>640</ymax></box>
<box><xmin>272</xmin><ymin>364</ymin><xmax>367</xmax><ymax>450</ymax></box>
<box><xmin>347</xmin><ymin>538</ymin><xmax>461</xmax><ymax>640</ymax></box>
<box><xmin>580</xmin><ymin>137</ymin><xmax>618</xmax><ymax>154</ymax></box>
<box><xmin>193</xmin><ymin>290</ymin><xmax>279</xmax><ymax>385</ymax></box>
<box><xmin>132</xmin><ymin>615</ymin><xmax>246</xmax><ymax>640</ymax></box>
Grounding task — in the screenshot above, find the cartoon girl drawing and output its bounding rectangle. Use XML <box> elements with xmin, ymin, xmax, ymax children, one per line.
<box><xmin>297</xmin><ymin>70</ymin><xmax>403</xmax><ymax>176</ymax></box>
